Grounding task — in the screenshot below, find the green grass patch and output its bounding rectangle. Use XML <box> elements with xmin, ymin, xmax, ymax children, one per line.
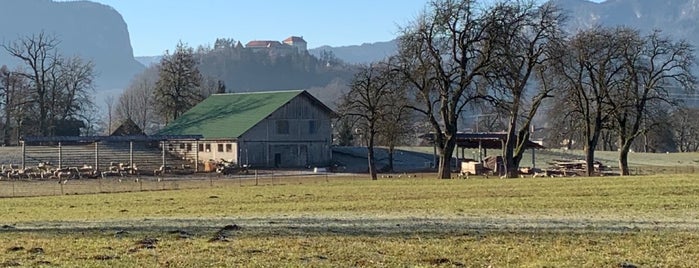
<box><xmin>1</xmin><ymin>174</ymin><xmax>699</xmax><ymax>266</ymax></box>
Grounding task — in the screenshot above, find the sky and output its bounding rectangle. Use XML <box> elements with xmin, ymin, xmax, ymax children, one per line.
<box><xmin>87</xmin><ymin>0</ymin><xmax>606</xmax><ymax>57</ymax></box>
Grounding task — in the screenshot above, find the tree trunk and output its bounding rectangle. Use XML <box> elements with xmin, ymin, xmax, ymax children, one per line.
<box><xmin>437</xmin><ymin>136</ymin><xmax>456</xmax><ymax>179</ymax></box>
<box><xmin>503</xmin><ymin>116</ymin><xmax>518</xmax><ymax>178</ymax></box>
<box><xmin>367</xmin><ymin>131</ymin><xmax>377</xmax><ymax>180</ymax></box>
<box><xmin>618</xmin><ymin>147</ymin><xmax>630</xmax><ymax>176</ymax></box>
<box><xmin>585</xmin><ymin>146</ymin><xmax>595</xmax><ymax>176</ymax></box>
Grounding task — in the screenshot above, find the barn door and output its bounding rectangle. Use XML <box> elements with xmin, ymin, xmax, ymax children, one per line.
<box><xmin>299</xmin><ymin>145</ymin><xmax>308</xmax><ymax>167</ymax></box>
<box><xmin>274</xmin><ymin>153</ymin><xmax>281</xmax><ymax>168</ymax></box>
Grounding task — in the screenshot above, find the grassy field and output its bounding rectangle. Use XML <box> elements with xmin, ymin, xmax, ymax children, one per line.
<box><xmin>1</xmin><ymin>174</ymin><xmax>699</xmax><ymax>267</ymax></box>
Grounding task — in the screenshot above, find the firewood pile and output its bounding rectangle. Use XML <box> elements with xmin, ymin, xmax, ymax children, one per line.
<box><xmin>533</xmin><ymin>159</ymin><xmax>613</xmax><ymax>177</ymax></box>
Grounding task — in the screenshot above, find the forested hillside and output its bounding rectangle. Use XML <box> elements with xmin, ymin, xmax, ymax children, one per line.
<box><xmin>193</xmin><ymin>39</ymin><xmax>356</xmax><ymax>94</ymax></box>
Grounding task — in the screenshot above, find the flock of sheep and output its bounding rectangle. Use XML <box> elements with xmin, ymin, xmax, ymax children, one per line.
<box><xmin>0</xmin><ymin>162</ymin><xmax>139</xmax><ymax>181</ymax></box>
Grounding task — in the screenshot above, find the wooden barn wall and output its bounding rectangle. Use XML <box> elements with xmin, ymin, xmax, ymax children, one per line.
<box><xmin>238</xmin><ymin>94</ymin><xmax>333</xmax><ymax>168</ymax></box>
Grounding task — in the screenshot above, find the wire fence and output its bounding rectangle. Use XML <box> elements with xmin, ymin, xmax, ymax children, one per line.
<box><xmin>630</xmin><ymin>166</ymin><xmax>699</xmax><ymax>176</ymax></box>
<box><xmin>0</xmin><ymin>171</ymin><xmax>351</xmax><ymax>198</ymax></box>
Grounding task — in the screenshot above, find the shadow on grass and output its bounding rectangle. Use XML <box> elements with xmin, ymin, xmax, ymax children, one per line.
<box><xmin>2</xmin><ymin>217</ymin><xmax>696</xmax><ymax>238</ymax></box>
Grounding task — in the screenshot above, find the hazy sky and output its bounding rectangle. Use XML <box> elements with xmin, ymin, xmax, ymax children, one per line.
<box><xmin>88</xmin><ymin>0</ymin><xmax>606</xmax><ymax>57</ymax></box>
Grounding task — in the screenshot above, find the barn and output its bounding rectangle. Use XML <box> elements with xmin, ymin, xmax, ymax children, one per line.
<box><xmin>158</xmin><ymin>90</ymin><xmax>336</xmax><ymax>168</ymax></box>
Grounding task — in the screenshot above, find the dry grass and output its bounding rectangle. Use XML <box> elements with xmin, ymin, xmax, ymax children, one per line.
<box><xmin>1</xmin><ymin>174</ymin><xmax>699</xmax><ymax>267</ymax></box>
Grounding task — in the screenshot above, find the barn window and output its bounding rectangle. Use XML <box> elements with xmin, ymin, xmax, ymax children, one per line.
<box><xmin>186</xmin><ymin>143</ymin><xmax>192</xmax><ymax>152</ymax></box>
<box><xmin>198</xmin><ymin>143</ymin><xmax>204</xmax><ymax>152</ymax></box>
<box><xmin>205</xmin><ymin>144</ymin><xmax>211</xmax><ymax>152</ymax></box>
<box><xmin>217</xmin><ymin>144</ymin><xmax>224</xmax><ymax>152</ymax></box>
<box><xmin>308</xmin><ymin>120</ymin><xmax>317</xmax><ymax>134</ymax></box>
<box><xmin>276</xmin><ymin>120</ymin><xmax>289</xmax><ymax>134</ymax></box>
<box><xmin>226</xmin><ymin>144</ymin><xmax>233</xmax><ymax>152</ymax></box>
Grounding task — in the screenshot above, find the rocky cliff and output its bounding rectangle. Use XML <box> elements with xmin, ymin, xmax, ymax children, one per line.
<box><xmin>0</xmin><ymin>0</ymin><xmax>144</xmax><ymax>91</ymax></box>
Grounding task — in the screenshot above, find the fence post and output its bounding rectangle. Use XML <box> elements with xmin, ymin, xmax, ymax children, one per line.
<box><xmin>161</xmin><ymin>141</ymin><xmax>166</xmax><ymax>170</ymax></box>
<box><xmin>58</xmin><ymin>142</ymin><xmax>62</xmax><ymax>169</ymax></box>
<box><xmin>21</xmin><ymin>141</ymin><xmax>25</xmax><ymax>170</ymax></box>
<box><xmin>195</xmin><ymin>139</ymin><xmax>199</xmax><ymax>172</ymax></box>
<box><xmin>94</xmin><ymin>141</ymin><xmax>99</xmax><ymax>173</ymax></box>
<box><xmin>130</xmin><ymin>141</ymin><xmax>134</xmax><ymax>171</ymax></box>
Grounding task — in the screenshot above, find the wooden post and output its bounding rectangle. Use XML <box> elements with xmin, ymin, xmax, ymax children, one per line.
<box><xmin>195</xmin><ymin>139</ymin><xmax>199</xmax><ymax>172</ymax></box>
<box><xmin>129</xmin><ymin>141</ymin><xmax>134</xmax><ymax>172</ymax></box>
<box><xmin>58</xmin><ymin>142</ymin><xmax>62</xmax><ymax>169</ymax></box>
<box><xmin>21</xmin><ymin>141</ymin><xmax>25</xmax><ymax>170</ymax></box>
<box><xmin>94</xmin><ymin>141</ymin><xmax>99</xmax><ymax>172</ymax></box>
<box><xmin>161</xmin><ymin>141</ymin><xmax>166</xmax><ymax>170</ymax></box>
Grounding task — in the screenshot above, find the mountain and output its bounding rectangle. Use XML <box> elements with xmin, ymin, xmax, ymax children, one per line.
<box><xmin>309</xmin><ymin>40</ymin><xmax>398</xmax><ymax>64</ymax></box>
<box><xmin>551</xmin><ymin>0</ymin><xmax>699</xmax><ymax>44</ymax></box>
<box><xmin>0</xmin><ymin>0</ymin><xmax>144</xmax><ymax>91</ymax></box>
<box><xmin>135</xmin><ymin>56</ymin><xmax>162</xmax><ymax>67</ymax></box>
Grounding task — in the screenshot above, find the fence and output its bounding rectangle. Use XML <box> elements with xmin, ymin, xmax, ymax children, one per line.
<box><xmin>15</xmin><ymin>135</ymin><xmax>203</xmax><ymax>176</ymax></box>
<box><xmin>0</xmin><ymin>171</ymin><xmax>345</xmax><ymax>198</ymax></box>
<box><xmin>630</xmin><ymin>166</ymin><xmax>699</xmax><ymax>175</ymax></box>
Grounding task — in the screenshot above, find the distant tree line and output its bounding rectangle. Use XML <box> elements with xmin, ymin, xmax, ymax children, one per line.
<box><xmin>339</xmin><ymin>0</ymin><xmax>697</xmax><ymax>178</ymax></box>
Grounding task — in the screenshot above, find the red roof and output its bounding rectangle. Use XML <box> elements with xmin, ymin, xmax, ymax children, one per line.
<box><xmin>245</xmin><ymin>40</ymin><xmax>284</xmax><ymax>48</ymax></box>
<box><xmin>283</xmin><ymin>36</ymin><xmax>306</xmax><ymax>43</ymax></box>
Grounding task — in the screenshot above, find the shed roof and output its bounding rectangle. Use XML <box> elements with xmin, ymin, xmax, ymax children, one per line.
<box><xmin>420</xmin><ymin>132</ymin><xmax>545</xmax><ymax>150</ymax></box>
<box><xmin>158</xmin><ymin>90</ymin><xmax>335</xmax><ymax>139</ymax></box>
<box><xmin>110</xmin><ymin>118</ymin><xmax>145</xmax><ymax>136</ymax></box>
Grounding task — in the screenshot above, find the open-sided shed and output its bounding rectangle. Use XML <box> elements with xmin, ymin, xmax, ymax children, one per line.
<box><xmin>420</xmin><ymin>132</ymin><xmax>544</xmax><ymax>169</ymax></box>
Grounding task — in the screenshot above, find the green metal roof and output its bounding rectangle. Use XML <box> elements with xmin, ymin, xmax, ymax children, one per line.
<box><xmin>158</xmin><ymin>90</ymin><xmax>305</xmax><ymax>139</ymax></box>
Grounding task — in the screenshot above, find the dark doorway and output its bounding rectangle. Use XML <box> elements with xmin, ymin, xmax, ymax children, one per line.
<box><xmin>274</xmin><ymin>153</ymin><xmax>281</xmax><ymax>168</ymax></box>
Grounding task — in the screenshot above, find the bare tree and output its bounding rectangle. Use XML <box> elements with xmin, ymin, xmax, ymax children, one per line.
<box><xmin>3</xmin><ymin>32</ymin><xmax>96</xmax><ymax>137</ymax></box>
<box><xmin>608</xmin><ymin>29</ymin><xmax>696</xmax><ymax>175</ymax></box>
<box><xmin>483</xmin><ymin>1</ymin><xmax>564</xmax><ymax>177</ymax></box>
<box><xmin>375</xmin><ymin>86</ymin><xmax>413</xmax><ymax>173</ymax></box>
<box><xmin>105</xmin><ymin>95</ymin><xmax>114</xmax><ymax>134</ymax></box>
<box><xmin>338</xmin><ymin>61</ymin><xmax>397</xmax><ymax>180</ymax></box>
<box><xmin>670</xmin><ymin>107</ymin><xmax>699</xmax><ymax>152</ymax></box>
<box><xmin>155</xmin><ymin>41</ymin><xmax>203</xmax><ymax>123</ymax></box>
<box><xmin>116</xmin><ymin>66</ymin><xmax>157</xmax><ymax>134</ymax></box>
<box><xmin>0</xmin><ymin>65</ymin><xmax>31</xmax><ymax>144</ymax></box>
<box><xmin>544</xmin><ymin>27</ymin><xmax>627</xmax><ymax>176</ymax></box>
<box><xmin>396</xmin><ymin>0</ymin><xmax>495</xmax><ymax>179</ymax></box>
<box><xmin>2</xmin><ymin>32</ymin><xmax>60</xmax><ymax>135</ymax></box>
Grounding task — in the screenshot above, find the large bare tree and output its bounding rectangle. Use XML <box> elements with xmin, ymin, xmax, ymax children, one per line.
<box><xmin>396</xmin><ymin>0</ymin><xmax>495</xmax><ymax>179</ymax></box>
<box><xmin>3</xmin><ymin>32</ymin><xmax>95</xmax><ymax>137</ymax></box>
<box><xmin>2</xmin><ymin>32</ymin><xmax>60</xmax><ymax>136</ymax></box>
<box><xmin>544</xmin><ymin>27</ymin><xmax>628</xmax><ymax>176</ymax></box>
<box><xmin>483</xmin><ymin>1</ymin><xmax>564</xmax><ymax>177</ymax></box>
<box><xmin>609</xmin><ymin>29</ymin><xmax>696</xmax><ymax>175</ymax></box>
